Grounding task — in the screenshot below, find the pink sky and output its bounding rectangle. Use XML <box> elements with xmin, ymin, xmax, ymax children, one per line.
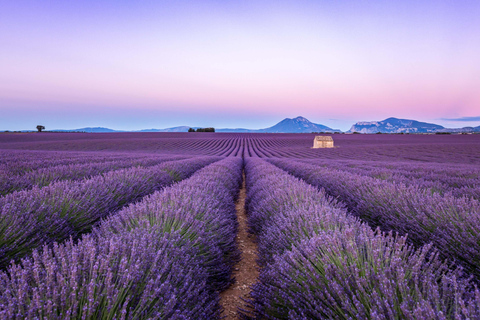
<box><xmin>1</xmin><ymin>1</ymin><xmax>479</xmax><ymax>131</ymax></box>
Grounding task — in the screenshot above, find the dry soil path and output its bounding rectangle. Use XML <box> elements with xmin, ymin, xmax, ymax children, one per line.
<box><xmin>220</xmin><ymin>172</ymin><xmax>259</xmax><ymax>319</ymax></box>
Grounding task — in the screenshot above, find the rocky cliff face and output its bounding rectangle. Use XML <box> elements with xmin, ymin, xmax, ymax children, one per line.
<box><xmin>348</xmin><ymin>118</ymin><xmax>444</xmax><ymax>133</ymax></box>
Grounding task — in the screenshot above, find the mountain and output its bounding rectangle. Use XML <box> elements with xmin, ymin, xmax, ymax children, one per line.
<box><xmin>53</xmin><ymin>126</ymin><xmax>195</xmax><ymax>133</ymax></box>
<box><xmin>216</xmin><ymin>128</ymin><xmax>255</xmax><ymax>133</ymax></box>
<box><xmin>41</xmin><ymin>117</ymin><xmax>479</xmax><ymax>134</ymax></box>
<box><xmin>436</xmin><ymin>125</ymin><xmax>480</xmax><ymax>133</ymax></box>
<box><xmin>258</xmin><ymin>116</ymin><xmax>340</xmax><ymax>133</ymax></box>
<box><xmin>217</xmin><ymin>116</ymin><xmax>339</xmax><ymax>133</ymax></box>
<box><xmin>138</xmin><ymin>126</ymin><xmax>194</xmax><ymax>132</ymax></box>
<box><xmin>52</xmin><ymin>127</ymin><xmax>121</xmax><ymax>133</ymax></box>
<box><xmin>348</xmin><ymin>118</ymin><xmax>444</xmax><ymax>133</ymax></box>
<box><xmin>47</xmin><ymin>118</ymin><xmax>339</xmax><ymax>133</ymax></box>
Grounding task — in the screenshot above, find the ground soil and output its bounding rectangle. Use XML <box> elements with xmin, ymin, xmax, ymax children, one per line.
<box><xmin>220</xmin><ymin>173</ymin><xmax>259</xmax><ymax>319</ymax></box>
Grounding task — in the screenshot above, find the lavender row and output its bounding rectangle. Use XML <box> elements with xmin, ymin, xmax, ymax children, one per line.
<box><xmin>0</xmin><ymin>155</ymin><xmax>185</xmax><ymax>196</ymax></box>
<box><xmin>97</xmin><ymin>157</ymin><xmax>243</xmax><ymax>291</ymax></box>
<box><xmin>3</xmin><ymin>133</ymin><xmax>480</xmax><ymax>164</ymax></box>
<box><xmin>0</xmin><ymin>157</ymin><xmax>243</xmax><ymax>319</ymax></box>
<box><xmin>270</xmin><ymin>159</ymin><xmax>480</xmax><ymax>279</ymax></box>
<box><xmin>244</xmin><ymin>158</ymin><xmax>480</xmax><ymax>319</ymax></box>
<box><xmin>0</xmin><ymin>150</ymin><xmax>158</xmax><ymax>175</ymax></box>
<box><xmin>300</xmin><ymin>159</ymin><xmax>480</xmax><ymax>199</ymax></box>
<box><xmin>0</xmin><ymin>157</ymin><xmax>219</xmax><ymax>269</ymax></box>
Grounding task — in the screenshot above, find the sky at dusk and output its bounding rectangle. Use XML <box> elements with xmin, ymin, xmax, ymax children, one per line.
<box><xmin>1</xmin><ymin>0</ymin><xmax>480</xmax><ymax>131</ymax></box>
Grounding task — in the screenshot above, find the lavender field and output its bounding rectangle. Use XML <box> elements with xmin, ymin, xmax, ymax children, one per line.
<box><xmin>1</xmin><ymin>132</ymin><xmax>480</xmax><ymax>319</ymax></box>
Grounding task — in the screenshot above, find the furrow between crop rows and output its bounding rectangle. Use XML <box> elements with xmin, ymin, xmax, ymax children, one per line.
<box><xmin>220</xmin><ymin>171</ymin><xmax>259</xmax><ymax>319</ymax></box>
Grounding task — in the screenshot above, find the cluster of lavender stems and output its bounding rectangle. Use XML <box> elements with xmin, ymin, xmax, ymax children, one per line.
<box><xmin>0</xmin><ymin>157</ymin><xmax>242</xmax><ymax>319</ymax></box>
<box><xmin>269</xmin><ymin>158</ymin><xmax>480</xmax><ymax>279</ymax></box>
<box><xmin>97</xmin><ymin>157</ymin><xmax>243</xmax><ymax>291</ymax></box>
<box><xmin>2</xmin><ymin>132</ymin><xmax>480</xmax><ymax>163</ymax></box>
<box><xmin>299</xmin><ymin>158</ymin><xmax>480</xmax><ymax>200</ymax></box>
<box><xmin>0</xmin><ymin>156</ymin><xmax>219</xmax><ymax>269</ymax></box>
<box><xmin>243</xmin><ymin>158</ymin><xmax>480</xmax><ymax>319</ymax></box>
<box><xmin>0</xmin><ymin>155</ymin><xmax>186</xmax><ymax>196</ymax></box>
<box><xmin>1</xmin><ymin>133</ymin><xmax>480</xmax><ymax>319</ymax></box>
<box><xmin>0</xmin><ymin>150</ymin><xmax>167</xmax><ymax>175</ymax></box>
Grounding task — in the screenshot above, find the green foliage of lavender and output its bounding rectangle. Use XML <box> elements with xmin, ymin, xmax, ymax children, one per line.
<box><xmin>98</xmin><ymin>157</ymin><xmax>243</xmax><ymax>291</ymax></box>
<box><xmin>0</xmin><ymin>157</ymin><xmax>219</xmax><ymax>268</ymax></box>
<box><xmin>270</xmin><ymin>159</ymin><xmax>480</xmax><ymax>279</ymax></box>
<box><xmin>0</xmin><ymin>157</ymin><xmax>242</xmax><ymax>319</ymax></box>
<box><xmin>1</xmin><ymin>228</ymin><xmax>219</xmax><ymax>319</ymax></box>
<box><xmin>244</xmin><ymin>158</ymin><xmax>480</xmax><ymax>319</ymax></box>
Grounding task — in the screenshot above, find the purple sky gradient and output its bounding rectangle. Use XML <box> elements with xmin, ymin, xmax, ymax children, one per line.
<box><xmin>1</xmin><ymin>0</ymin><xmax>479</xmax><ymax>131</ymax></box>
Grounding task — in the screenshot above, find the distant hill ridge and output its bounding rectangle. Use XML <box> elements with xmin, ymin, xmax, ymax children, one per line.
<box><xmin>348</xmin><ymin>117</ymin><xmax>480</xmax><ymax>133</ymax></box>
<box><xmin>44</xmin><ymin>116</ymin><xmax>480</xmax><ymax>133</ymax></box>
<box><xmin>218</xmin><ymin>116</ymin><xmax>340</xmax><ymax>133</ymax></box>
<box><xmin>50</xmin><ymin>116</ymin><xmax>340</xmax><ymax>133</ymax></box>
<box><xmin>348</xmin><ymin>117</ymin><xmax>443</xmax><ymax>133</ymax></box>
<box><xmin>257</xmin><ymin>116</ymin><xmax>340</xmax><ymax>133</ymax></box>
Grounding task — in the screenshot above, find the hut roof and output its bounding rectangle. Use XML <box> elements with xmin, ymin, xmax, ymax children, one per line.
<box><xmin>314</xmin><ymin>136</ymin><xmax>333</xmax><ymax>141</ymax></box>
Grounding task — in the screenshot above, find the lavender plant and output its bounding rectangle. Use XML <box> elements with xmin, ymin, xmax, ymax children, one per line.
<box><xmin>299</xmin><ymin>158</ymin><xmax>480</xmax><ymax>199</ymax></box>
<box><xmin>0</xmin><ymin>157</ymin><xmax>243</xmax><ymax>319</ymax></box>
<box><xmin>0</xmin><ymin>157</ymin><xmax>219</xmax><ymax>268</ymax></box>
<box><xmin>0</xmin><ymin>228</ymin><xmax>219</xmax><ymax>319</ymax></box>
<box><xmin>270</xmin><ymin>158</ymin><xmax>480</xmax><ymax>279</ymax></box>
<box><xmin>244</xmin><ymin>158</ymin><xmax>480</xmax><ymax>319</ymax></box>
<box><xmin>0</xmin><ymin>150</ymin><xmax>159</xmax><ymax>175</ymax></box>
<box><xmin>0</xmin><ymin>155</ymin><xmax>185</xmax><ymax>196</ymax></box>
<box><xmin>98</xmin><ymin>157</ymin><xmax>243</xmax><ymax>291</ymax></box>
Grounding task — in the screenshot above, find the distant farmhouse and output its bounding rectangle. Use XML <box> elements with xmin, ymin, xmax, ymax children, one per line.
<box><xmin>313</xmin><ymin>136</ymin><xmax>334</xmax><ymax>148</ymax></box>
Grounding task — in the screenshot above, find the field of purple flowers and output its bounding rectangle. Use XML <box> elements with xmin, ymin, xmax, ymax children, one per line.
<box><xmin>0</xmin><ymin>132</ymin><xmax>480</xmax><ymax>319</ymax></box>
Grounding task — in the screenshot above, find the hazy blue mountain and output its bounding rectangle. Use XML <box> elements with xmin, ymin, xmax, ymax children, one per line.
<box><xmin>217</xmin><ymin>116</ymin><xmax>340</xmax><ymax>133</ymax></box>
<box><xmin>38</xmin><ymin>117</ymin><xmax>480</xmax><ymax>134</ymax></box>
<box><xmin>348</xmin><ymin>117</ymin><xmax>444</xmax><ymax>133</ymax></box>
<box><xmin>49</xmin><ymin>117</ymin><xmax>340</xmax><ymax>133</ymax></box>
<box><xmin>216</xmin><ymin>128</ymin><xmax>256</xmax><ymax>132</ymax></box>
<box><xmin>54</xmin><ymin>126</ymin><xmax>194</xmax><ymax>133</ymax></box>
<box><xmin>139</xmin><ymin>126</ymin><xmax>195</xmax><ymax>132</ymax></box>
<box><xmin>52</xmin><ymin>127</ymin><xmax>121</xmax><ymax>133</ymax></box>
<box><xmin>436</xmin><ymin>125</ymin><xmax>480</xmax><ymax>133</ymax></box>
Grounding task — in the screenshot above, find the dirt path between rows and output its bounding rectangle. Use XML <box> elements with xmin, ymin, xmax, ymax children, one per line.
<box><xmin>220</xmin><ymin>172</ymin><xmax>259</xmax><ymax>319</ymax></box>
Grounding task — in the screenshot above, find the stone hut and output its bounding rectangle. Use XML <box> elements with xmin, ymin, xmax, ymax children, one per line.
<box><xmin>313</xmin><ymin>136</ymin><xmax>334</xmax><ymax>148</ymax></box>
